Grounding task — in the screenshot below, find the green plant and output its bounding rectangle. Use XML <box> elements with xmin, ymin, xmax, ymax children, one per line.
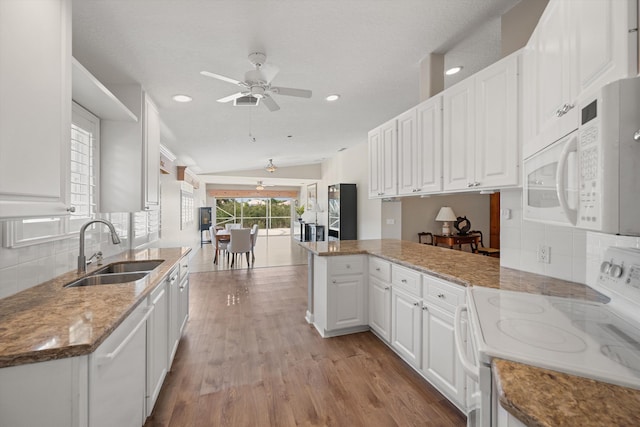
<box><xmin>295</xmin><ymin>205</ymin><xmax>305</xmax><ymax>217</ymax></box>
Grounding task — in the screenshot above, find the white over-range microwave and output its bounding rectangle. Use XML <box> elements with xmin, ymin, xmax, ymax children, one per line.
<box><xmin>523</xmin><ymin>76</ymin><xmax>640</xmax><ymax>235</ymax></box>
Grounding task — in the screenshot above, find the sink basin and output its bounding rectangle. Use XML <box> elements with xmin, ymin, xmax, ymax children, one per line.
<box><xmin>91</xmin><ymin>260</ymin><xmax>164</xmax><ymax>275</ymax></box>
<box><xmin>64</xmin><ymin>272</ymin><xmax>149</xmax><ymax>288</ymax></box>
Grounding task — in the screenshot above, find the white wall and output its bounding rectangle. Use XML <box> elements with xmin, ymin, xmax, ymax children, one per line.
<box><xmin>320</xmin><ymin>141</ymin><xmax>382</xmax><ymax>240</ymax></box>
<box><xmin>401</xmin><ymin>193</ymin><xmax>491</xmax><ymax>245</ymax></box>
<box><xmin>158</xmin><ymin>173</ymin><xmax>205</xmax><ymax>253</ymax></box>
<box><xmin>381</xmin><ymin>201</ymin><xmax>402</xmax><ymax>239</ymax></box>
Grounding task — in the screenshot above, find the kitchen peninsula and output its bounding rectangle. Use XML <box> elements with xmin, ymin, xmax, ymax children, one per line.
<box><xmin>298</xmin><ymin>239</ymin><xmax>640</xmax><ymax>427</ymax></box>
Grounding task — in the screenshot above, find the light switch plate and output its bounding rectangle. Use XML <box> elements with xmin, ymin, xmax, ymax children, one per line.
<box><xmin>386</xmin><ymin>219</ymin><xmax>395</xmax><ymax>225</ymax></box>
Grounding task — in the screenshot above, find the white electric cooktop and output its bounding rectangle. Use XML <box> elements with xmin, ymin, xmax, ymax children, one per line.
<box><xmin>467</xmin><ymin>247</ymin><xmax>640</xmax><ymax>390</ymax></box>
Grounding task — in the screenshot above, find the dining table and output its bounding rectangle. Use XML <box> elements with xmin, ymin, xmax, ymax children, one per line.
<box><xmin>213</xmin><ymin>228</ymin><xmax>256</xmax><ymax>265</ymax></box>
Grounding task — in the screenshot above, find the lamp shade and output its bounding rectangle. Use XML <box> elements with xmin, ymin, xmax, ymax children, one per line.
<box><xmin>435</xmin><ymin>207</ymin><xmax>457</xmax><ymax>222</ymax></box>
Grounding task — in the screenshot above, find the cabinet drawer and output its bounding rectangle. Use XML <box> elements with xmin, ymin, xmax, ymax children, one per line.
<box><xmin>392</xmin><ymin>264</ymin><xmax>422</xmax><ymax>297</ymax></box>
<box><xmin>328</xmin><ymin>255</ymin><xmax>365</xmax><ymax>276</ymax></box>
<box><xmin>422</xmin><ymin>275</ymin><xmax>465</xmax><ymax>313</ymax></box>
<box><xmin>369</xmin><ymin>257</ymin><xmax>391</xmax><ymax>282</ymax></box>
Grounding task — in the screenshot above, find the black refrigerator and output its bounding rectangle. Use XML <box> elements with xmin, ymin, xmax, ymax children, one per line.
<box><xmin>199</xmin><ymin>207</ymin><xmax>212</xmax><ymax>247</ymax></box>
<box><xmin>328</xmin><ymin>183</ymin><xmax>357</xmax><ymax>240</ymax></box>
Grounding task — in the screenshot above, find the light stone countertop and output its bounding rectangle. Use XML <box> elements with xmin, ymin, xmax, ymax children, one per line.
<box><xmin>299</xmin><ymin>239</ymin><xmax>640</xmax><ymax>426</ymax></box>
<box><xmin>0</xmin><ymin>247</ymin><xmax>190</xmax><ymax>368</ymax></box>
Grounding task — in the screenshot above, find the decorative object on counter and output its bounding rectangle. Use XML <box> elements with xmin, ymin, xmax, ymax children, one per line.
<box><xmin>418</xmin><ymin>232</ymin><xmax>433</xmax><ymax>245</ymax></box>
<box><xmin>454</xmin><ymin>216</ymin><xmax>471</xmax><ymax>235</ymax></box>
<box><xmin>435</xmin><ymin>207</ymin><xmax>457</xmax><ymax>236</ymax></box>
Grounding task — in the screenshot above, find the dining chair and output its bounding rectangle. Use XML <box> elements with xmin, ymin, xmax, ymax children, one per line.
<box><xmin>225</xmin><ymin>223</ymin><xmax>241</xmax><ymax>231</ymax></box>
<box><xmin>250</xmin><ymin>224</ymin><xmax>259</xmax><ymax>264</ymax></box>
<box><xmin>469</xmin><ymin>230</ymin><xmax>500</xmax><ymax>257</ymax></box>
<box><xmin>227</xmin><ymin>228</ymin><xmax>252</xmax><ymax>267</ymax></box>
<box><xmin>210</xmin><ymin>226</ymin><xmax>229</xmax><ymax>263</ymax></box>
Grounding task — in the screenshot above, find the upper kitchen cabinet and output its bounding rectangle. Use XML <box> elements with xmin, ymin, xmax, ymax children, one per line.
<box><xmin>368</xmin><ymin>119</ymin><xmax>397</xmax><ymax>198</ymax></box>
<box><xmin>0</xmin><ymin>0</ymin><xmax>72</xmax><ymax>219</ymax></box>
<box><xmin>443</xmin><ymin>52</ymin><xmax>520</xmax><ymax>191</ymax></box>
<box><xmin>101</xmin><ymin>85</ymin><xmax>160</xmax><ymax>212</ymax></box>
<box><xmin>522</xmin><ymin>0</ymin><xmax>637</xmax><ymax>158</ymax></box>
<box><xmin>397</xmin><ymin>96</ymin><xmax>443</xmax><ymax>196</ymax></box>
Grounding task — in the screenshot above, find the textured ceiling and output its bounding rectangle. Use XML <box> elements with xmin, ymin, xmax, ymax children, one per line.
<box><xmin>72</xmin><ymin>0</ymin><xmax>520</xmax><ymax>177</ymax></box>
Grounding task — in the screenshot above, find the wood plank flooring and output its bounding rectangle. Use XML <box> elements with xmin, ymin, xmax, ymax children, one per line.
<box><xmin>144</xmin><ymin>266</ymin><xmax>466</xmax><ymax>427</ymax></box>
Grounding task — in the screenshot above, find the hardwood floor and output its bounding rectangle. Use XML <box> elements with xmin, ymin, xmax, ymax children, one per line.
<box><xmin>145</xmin><ymin>266</ymin><xmax>466</xmax><ymax>427</ymax></box>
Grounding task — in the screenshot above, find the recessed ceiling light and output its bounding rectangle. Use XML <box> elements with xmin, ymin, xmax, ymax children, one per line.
<box><xmin>445</xmin><ymin>66</ymin><xmax>463</xmax><ymax>76</ymax></box>
<box><xmin>172</xmin><ymin>94</ymin><xmax>192</xmax><ymax>103</ymax></box>
<box><xmin>325</xmin><ymin>94</ymin><xmax>340</xmax><ymax>102</ymax></box>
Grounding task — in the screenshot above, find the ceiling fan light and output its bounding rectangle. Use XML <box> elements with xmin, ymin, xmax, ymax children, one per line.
<box><xmin>445</xmin><ymin>66</ymin><xmax>463</xmax><ymax>76</ymax></box>
<box><xmin>256</xmin><ymin>180</ymin><xmax>265</xmax><ymax>191</ymax></box>
<box><xmin>265</xmin><ymin>159</ymin><xmax>277</xmax><ymax>173</ymax></box>
<box><xmin>325</xmin><ymin>94</ymin><xmax>340</xmax><ymax>102</ymax></box>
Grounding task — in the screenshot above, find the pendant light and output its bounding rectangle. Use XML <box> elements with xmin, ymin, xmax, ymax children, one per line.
<box><xmin>256</xmin><ymin>181</ymin><xmax>265</xmax><ymax>191</ymax></box>
<box><xmin>265</xmin><ymin>159</ymin><xmax>277</xmax><ymax>173</ymax></box>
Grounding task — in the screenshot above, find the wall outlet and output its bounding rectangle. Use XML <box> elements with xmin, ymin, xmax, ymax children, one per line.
<box><xmin>537</xmin><ymin>245</ymin><xmax>551</xmax><ymax>264</ymax></box>
<box><xmin>501</xmin><ymin>208</ymin><xmax>511</xmax><ymax>220</ymax></box>
<box><xmin>386</xmin><ymin>219</ymin><xmax>395</xmax><ymax>225</ymax></box>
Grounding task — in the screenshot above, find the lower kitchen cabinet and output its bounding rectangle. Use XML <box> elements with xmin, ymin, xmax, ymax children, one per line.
<box><xmin>391</xmin><ymin>287</ymin><xmax>422</xmax><ymax>368</ymax></box>
<box><xmin>313</xmin><ymin>254</ymin><xmax>368</xmax><ymax>337</ymax></box>
<box><xmin>146</xmin><ymin>280</ymin><xmax>168</xmax><ymax>416</ymax></box>
<box><xmin>178</xmin><ymin>256</ymin><xmax>190</xmax><ymax>336</ymax></box>
<box><xmin>369</xmin><ymin>275</ymin><xmax>392</xmax><ymax>342</ymax></box>
<box><xmin>168</xmin><ymin>266</ymin><xmax>181</xmax><ymax>365</ymax></box>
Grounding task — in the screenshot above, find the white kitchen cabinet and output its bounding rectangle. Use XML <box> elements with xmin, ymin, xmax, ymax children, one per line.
<box><xmin>146</xmin><ymin>281</ymin><xmax>168</xmax><ymax>417</ymax></box>
<box><xmin>368</xmin><ymin>119</ymin><xmax>397</xmax><ymax>198</ymax></box>
<box><xmin>167</xmin><ymin>267</ymin><xmax>181</xmax><ymax>366</ymax></box>
<box><xmin>313</xmin><ymin>254</ymin><xmax>368</xmax><ymax>337</ymax></box>
<box><xmin>398</xmin><ymin>96</ymin><xmax>443</xmax><ymax>195</ymax></box>
<box><xmin>497</xmin><ymin>404</ymin><xmax>527</xmax><ymax>427</ymax></box>
<box><xmin>421</xmin><ymin>274</ymin><xmax>467</xmax><ymax>410</ymax></box>
<box><xmin>523</xmin><ymin>0</ymin><xmax>637</xmax><ymax>158</ymax></box>
<box><xmin>178</xmin><ymin>256</ymin><xmax>190</xmax><ymax>336</ymax></box>
<box><xmin>101</xmin><ymin>85</ymin><xmax>160</xmax><ymax>212</ymax></box>
<box><xmin>0</xmin><ymin>0</ymin><xmax>73</xmax><ymax>219</ymax></box>
<box><xmin>443</xmin><ymin>52</ymin><xmax>520</xmax><ymax>191</ymax></box>
<box><xmin>89</xmin><ymin>300</ymin><xmax>150</xmax><ymax>427</ymax></box>
<box><xmin>369</xmin><ymin>276</ymin><xmax>392</xmax><ymax>342</ymax></box>
<box><xmin>391</xmin><ymin>287</ymin><xmax>422</xmax><ymax>368</ymax></box>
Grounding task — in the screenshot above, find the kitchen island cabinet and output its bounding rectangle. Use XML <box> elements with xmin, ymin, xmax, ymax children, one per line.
<box><xmin>0</xmin><ymin>0</ymin><xmax>73</xmax><ymax>219</ymax></box>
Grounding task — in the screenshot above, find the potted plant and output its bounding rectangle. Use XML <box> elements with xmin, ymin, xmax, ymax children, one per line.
<box><xmin>295</xmin><ymin>205</ymin><xmax>305</xmax><ymax>222</ymax></box>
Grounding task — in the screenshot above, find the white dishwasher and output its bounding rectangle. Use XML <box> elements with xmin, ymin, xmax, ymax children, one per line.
<box><xmin>88</xmin><ymin>300</ymin><xmax>151</xmax><ymax>427</ymax></box>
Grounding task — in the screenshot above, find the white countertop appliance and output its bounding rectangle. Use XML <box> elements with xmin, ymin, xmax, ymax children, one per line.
<box><xmin>523</xmin><ymin>76</ymin><xmax>640</xmax><ymax>235</ymax></box>
<box><xmin>456</xmin><ymin>246</ymin><xmax>640</xmax><ymax>426</ymax></box>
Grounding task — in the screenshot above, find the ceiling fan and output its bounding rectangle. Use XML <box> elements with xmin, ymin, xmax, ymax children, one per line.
<box><xmin>256</xmin><ymin>180</ymin><xmax>275</xmax><ymax>190</ymax></box>
<box><xmin>200</xmin><ymin>52</ymin><xmax>312</xmax><ymax>112</ymax></box>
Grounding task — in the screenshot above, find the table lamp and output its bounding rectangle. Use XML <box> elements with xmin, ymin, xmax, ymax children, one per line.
<box><xmin>435</xmin><ymin>207</ymin><xmax>457</xmax><ymax>235</ymax></box>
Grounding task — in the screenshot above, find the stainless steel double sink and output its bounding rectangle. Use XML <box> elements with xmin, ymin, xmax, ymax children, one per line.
<box><xmin>64</xmin><ymin>260</ymin><xmax>164</xmax><ymax>288</ymax></box>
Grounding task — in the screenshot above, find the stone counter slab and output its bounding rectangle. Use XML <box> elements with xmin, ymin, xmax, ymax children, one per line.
<box><xmin>0</xmin><ymin>247</ymin><xmax>190</xmax><ymax>368</ymax></box>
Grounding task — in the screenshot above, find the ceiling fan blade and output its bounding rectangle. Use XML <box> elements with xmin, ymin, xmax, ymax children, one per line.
<box><xmin>271</xmin><ymin>86</ymin><xmax>312</xmax><ymax>98</ymax></box>
<box><xmin>217</xmin><ymin>92</ymin><xmax>247</xmax><ymax>103</ymax></box>
<box><xmin>259</xmin><ymin>63</ymin><xmax>280</xmax><ymax>83</ymax></box>
<box><xmin>262</xmin><ymin>95</ymin><xmax>280</xmax><ymax>112</ymax></box>
<box><xmin>200</xmin><ymin>71</ymin><xmax>246</xmax><ymax>87</ymax></box>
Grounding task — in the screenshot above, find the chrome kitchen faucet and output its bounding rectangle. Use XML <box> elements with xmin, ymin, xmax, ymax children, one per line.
<box><xmin>78</xmin><ymin>219</ymin><xmax>121</xmax><ymax>273</ymax></box>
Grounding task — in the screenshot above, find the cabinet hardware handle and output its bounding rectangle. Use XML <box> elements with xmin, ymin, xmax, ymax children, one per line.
<box><xmin>475</xmin><ymin>182</ymin><xmax>481</xmax><ymax>187</ymax></box>
<box><xmin>413</xmin><ymin>302</ymin><xmax>420</xmax><ymax>307</ymax></box>
<box><xmin>66</xmin><ymin>206</ymin><xmax>76</xmax><ymax>212</ymax></box>
<box><xmin>437</xmin><ymin>293</ymin><xmax>445</xmax><ymax>298</ymax></box>
<box><xmin>98</xmin><ymin>306</ymin><xmax>153</xmax><ymax>365</ymax></box>
<box><xmin>634</xmin><ymin>130</ymin><xmax>640</xmax><ymax>141</ymax></box>
<box><xmin>384</xmin><ymin>286</ymin><xmax>390</xmax><ymax>290</ymax></box>
<box><xmin>152</xmin><ymin>288</ymin><xmax>166</xmax><ymax>305</ymax></box>
<box><xmin>375</xmin><ymin>267</ymin><xmax>381</xmax><ymax>271</ymax></box>
<box><xmin>332</xmin><ymin>280</ymin><xmax>337</xmax><ymax>284</ymax></box>
<box><xmin>401</xmin><ymin>279</ymin><xmax>407</xmax><ymax>283</ymax></box>
<box><xmin>422</xmin><ymin>306</ymin><xmax>428</xmax><ymax>311</ymax></box>
<box><xmin>467</xmin><ymin>182</ymin><xmax>474</xmax><ymax>188</ymax></box>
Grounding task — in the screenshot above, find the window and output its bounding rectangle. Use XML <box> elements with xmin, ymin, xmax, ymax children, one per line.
<box><xmin>2</xmin><ymin>103</ymin><xmax>100</xmax><ymax>247</ymax></box>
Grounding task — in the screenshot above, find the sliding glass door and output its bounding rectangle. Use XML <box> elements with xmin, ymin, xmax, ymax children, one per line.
<box><xmin>215</xmin><ymin>197</ymin><xmax>292</xmax><ymax>236</ymax></box>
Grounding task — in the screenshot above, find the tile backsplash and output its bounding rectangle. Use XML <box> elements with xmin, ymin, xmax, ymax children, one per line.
<box><xmin>0</xmin><ymin>213</ymin><xmax>131</xmax><ymax>299</ymax></box>
<box><xmin>500</xmin><ymin>188</ymin><xmax>640</xmax><ymax>285</ymax></box>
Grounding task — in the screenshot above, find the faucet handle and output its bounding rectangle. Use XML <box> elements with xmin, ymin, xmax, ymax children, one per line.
<box><xmin>96</xmin><ymin>251</ymin><xmax>103</xmax><ymax>265</ymax></box>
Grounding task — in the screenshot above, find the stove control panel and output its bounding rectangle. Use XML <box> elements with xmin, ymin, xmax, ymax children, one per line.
<box><xmin>598</xmin><ymin>247</ymin><xmax>640</xmax><ymax>298</ymax></box>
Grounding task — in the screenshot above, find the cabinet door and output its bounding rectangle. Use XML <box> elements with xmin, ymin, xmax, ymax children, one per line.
<box><xmin>572</xmin><ymin>0</ymin><xmax>636</xmax><ymax>97</ymax></box>
<box><xmin>368</xmin><ymin>128</ymin><xmax>382</xmax><ymax>198</ymax></box>
<box><xmin>167</xmin><ymin>269</ymin><xmax>180</xmax><ymax>365</ymax></box>
<box><xmin>380</xmin><ymin>119</ymin><xmax>398</xmax><ymax>196</ymax></box>
<box><xmin>422</xmin><ymin>304</ymin><xmax>465</xmax><ymax>408</ymax></box>
<box><xmin>146</xmin><ymin>282</ymin><xmax>168</xmax><ymax>416</ymax></box>
<box><xmin>391</xmin><ymin>288</ymin><xmax>421</xmax><ymax>368</ymax></box>
<box><xmin>0</xmin><ymin>0</ymin><xmax>72</xmax><ymax>218</ymax></box>
<box><xmin>179</xmin><ymin>275</ymin><xmax>189</xmax><ymax>335</ymax></box>
<box><xmin>416</xmin><ymin>96</ymin><xmax>443</xmax><ymax>194</ymax></box>
<box><xmin>328</xmin><ymin>274</ymin><xmax>366</xmax><ymax>330</ymax></box>
<box><xmin>475</xmin><ymin>54</ymin><xmax>519</xmax><ymax>189</ymax></box>
<box><xmin>369</xmin><ymin>276</ymin><xmax>391</xmax><ymax>342</ymax></box>
<box><xmin>397</xmin><ymin>108</ymin><xmax>418</xmax><ymax>195</ymax></box>
<box><xmin>143</xmin><ymin>96</ymin><xmax>160</xmax><ymax>210</ymax></box>
<box><xmin>443</xmin><ymin>79</ymin><xmax>475</xmax><ymax>191</ymax></box>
